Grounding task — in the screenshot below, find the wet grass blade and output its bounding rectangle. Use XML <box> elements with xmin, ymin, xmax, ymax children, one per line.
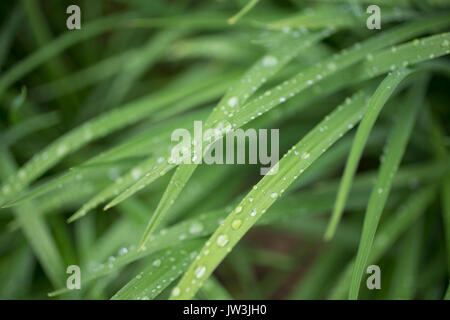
<box><xmin>348</xmin><ymin>75</ymin><xmax>424</xmax><ymax>299</ymax></box>
<box><xmin>325</xmin><ymin>69</ymin><xmax>412</xmax><ymax>240</ymax></box>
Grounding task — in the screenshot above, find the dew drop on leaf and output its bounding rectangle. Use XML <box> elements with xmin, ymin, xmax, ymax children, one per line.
<box><xmin>216</xmin><ymin>234</ymin><xmax>229</xmax><ymax>247</ymax></box>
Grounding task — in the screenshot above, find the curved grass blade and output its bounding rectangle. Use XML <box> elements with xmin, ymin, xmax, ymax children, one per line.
<box><xmin>325</xmin><ymin>69</ymin><xmax>412</xmax><ymax>240</ymax></box>
<box><xmin>170</xmin><ymin>91</ymin><xmax>371</xmax><ymax>299</ymax></box>
<box><xmin>348</xmin><ymin>75</ymin><xmax>424</xmax><ymax>299</ymax></box>
<box><xmin>329</xmin><ymin>186</ymin><xmax>437</xmax><ymax>299</ymax></box>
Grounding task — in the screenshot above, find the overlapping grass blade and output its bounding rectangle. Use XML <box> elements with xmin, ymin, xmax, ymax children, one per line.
<box><xmin>0</xmin><ymin>70</ymin><xmax>223</xmax><ymax>207</ymax></box>
<box><xmin>348</xmin><ymin>75</ymin><xmax>424</xmax><ymax>299</ymax></box>
<box><xmin>325</xmin><ymin>69</ymin><xmax>412</xmax><ymax>240</ymax></box>
<box><xmin>170</xmin><ymin>91</ymin><xmax>371</xmax><ymax>299</ymax></box>
<box><xmin>136</xmin><ymin>19</ymin><xmax>450</xmax><ymax>250</ymax></box>
<box><xmin>125</xmin><ymin>30</ymin><xmax>332</xmax><ymax>248</ymax></box>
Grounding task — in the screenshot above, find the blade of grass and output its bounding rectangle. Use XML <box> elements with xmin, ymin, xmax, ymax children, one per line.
<box><xmin>329</xmin><ymin>185</ymin><xmax>437</xmax><ymax>299</ymax></box>
<box><xmin>325</xmin><ymin>69</ymin><xmax>413</xmax><ymax>240</ymax></box>
<box><xmin>349</xmin><ymin>74</ymin><xmax>425</xmax><ymax>299</ymax></box>
<box><xmin>228</xmin><ymin>0</ymin><xmax>260</xmax><ymax>25</ymax></box>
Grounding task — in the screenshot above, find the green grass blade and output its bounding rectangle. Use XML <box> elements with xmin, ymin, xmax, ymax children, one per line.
<box><xmin>329</xmin><ymin>185</ymin><xmax>437</xmax><ymax>299</ymax></box>
<box><xmin>348</xmin><ymin>74</ymin><xmax>424</xmax><ymax>299</ymax></box>
<box><xmin>325</xmin><ymin>69</ymin><xmax>412</xmax><ymax>240</ymax></box>
<box><xmin>228</xmin><ymin>0</ymin><xmax>260</xmax><ymax>25</ymax></box>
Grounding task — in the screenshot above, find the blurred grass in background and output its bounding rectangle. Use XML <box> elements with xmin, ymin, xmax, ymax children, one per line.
<box><xmin>0</xmin><ymin>0</ymin><xmax>449</xmax><ymax>300</ymax></box>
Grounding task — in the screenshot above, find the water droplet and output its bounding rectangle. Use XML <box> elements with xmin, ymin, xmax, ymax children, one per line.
<box><xmin>57</xmin><ymin>145</ymin><xmax>68</xmax><ymax>156</ymax></box>
<box><xmin>195</xmin><ymin>266</ymin><xmax>206</xmax><ymax>278</ymax></box>
<box><xmin>132</xmin><ymin>168</ymin><xmax>142</xmax><ymax>180</ymax></box>
<box><xmin>262</xmin><ymin>55</ymin><xmax>278</xmax><ymax>67</ymax></box>
<box><xmin>152</xmin><ymin>259</ymin><xmax>161</xmax><ymax>267</ymax></box>
<box><xmin>270</xmin><ymin>192</ymin><xmax>278</xmax><ymax>199</ymax></box>
<box><xmin>189</xmin><ymin>222</ymin><xmax>204</xmax><ymax>234</ymax></box>
<box><xmin>172</xmin><ymin>287</ymin><xmax>180</xmax><ymax>296</ymax></box>
<box><xmin>235</xmin><ymin>206</ymin><xmax>242</xmax><ymax>214</ymax></box>
<box><xmin>118</xmin><ymin>247</ymin><xmax>128</xmax><ymax>255</ymax></box>
<box><xmin>250</xmin><ymin>209</ymin><xmax>257</xmax><ymax>216</ymax></box>
<box><xmin>227</xmin><ymin>96</ymin><xmax>238</xmax><ymax>107</ymax></box>
<box><xmin>216</xmin><ymin>234</ymin><xmax>229</xmax><ymax>247</ymax></box>
<box><xmin>232</xmin><ymin>219</ymin><xmax>242</xmax><ymax>230</ymax></box>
